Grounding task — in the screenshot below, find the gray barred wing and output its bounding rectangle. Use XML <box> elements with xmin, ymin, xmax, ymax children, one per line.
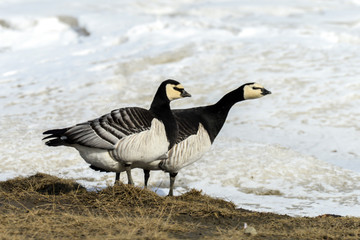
<box><xmin>62</xmin><ymin>107</ymin><xmax>154</xmax><ymax>149</ymax></box>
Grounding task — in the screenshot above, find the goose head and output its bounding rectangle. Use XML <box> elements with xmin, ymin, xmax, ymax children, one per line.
<box><xmin>243</xmin><ymin>83</ymin><xmax>271</xmax><ymax>100</ymax></box>
<box><xmin>164</xmin><ymin>79</ymin><xmax>191</xmax><ymax>101</ymax></box>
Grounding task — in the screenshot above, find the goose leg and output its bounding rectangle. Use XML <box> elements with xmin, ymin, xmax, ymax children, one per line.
<box><xmin>125</xmin><ymin>164</ymin><xmax>134</xmax><ymax>185</ymax></box>
<box><xmin>114</xmin><ymin>172</ymin><xmax>120</xmax><ymax>185</ymax></box>
<box><xmin>143</xmin><ymin>169</ymin><xmax>150</xmax><ymax>188</ymax></box>
<box><xmin>168</xmin><ymin>172</ymin><xmax>178</xmax><ymax>196</ymax></box>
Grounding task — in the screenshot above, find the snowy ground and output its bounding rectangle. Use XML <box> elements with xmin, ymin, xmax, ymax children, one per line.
<box><xmin>1</xmin><ymin>0</ymin><xmax>359</xmax><ymax>216</ymax></box>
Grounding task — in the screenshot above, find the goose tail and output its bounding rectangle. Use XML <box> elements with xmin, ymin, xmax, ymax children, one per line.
<box><xmin>42</xmin><ymin>128</ymin><xmax>69</xmax><ymax>147</ymax></box>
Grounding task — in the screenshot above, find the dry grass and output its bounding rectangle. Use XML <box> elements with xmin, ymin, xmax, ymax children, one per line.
<box><xmin>1</xmin><ymin>173</ymin><xmax>359</xmax><ymax>239</ymax></box>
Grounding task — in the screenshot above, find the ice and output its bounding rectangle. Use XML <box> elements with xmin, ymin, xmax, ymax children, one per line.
<box><xmin>0</xmin><ymin>0</ymin><xmax>360</xmax><ymax>216</ymax></box>
<box><xmin>161</xmin><ymin>138</ymin><xmax>360</xmax><ymax>216</ymax></box>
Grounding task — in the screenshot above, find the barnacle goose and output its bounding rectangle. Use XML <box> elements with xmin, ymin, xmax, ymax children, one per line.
<box><xmin>42</xmin><ymin>79</ymin><xmax>191</xmax><ymax>184</ymax></box>
<box><xmin>139</xmin><ymin>82</ymin><xmax>271</xmax><ymax>196</ymax></box>
<box><xmin>94</xmin><ymin>83</ymin><xmax>271</xmax><ymax>194</ymax></box>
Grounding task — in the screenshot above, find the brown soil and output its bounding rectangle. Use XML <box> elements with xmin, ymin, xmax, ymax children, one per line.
<box><xmin>0</xmin><ymin>173</ymin><xmax>359</xmax><ymax>239</ymax></box>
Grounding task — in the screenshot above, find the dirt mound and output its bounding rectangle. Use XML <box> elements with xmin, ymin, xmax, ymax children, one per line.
<box><xmin>0</xmin><ymin>173</ymin><xmax>85</xmax><ymax>194</ymax></box>
<box><xmin>0</xmin><ymin>173</ymin><xmax>359</xmax><ymax>239</ymax></box>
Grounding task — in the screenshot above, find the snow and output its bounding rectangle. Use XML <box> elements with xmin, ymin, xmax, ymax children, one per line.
<box><xmin>0</xmin><ymin>0</ymin><xmax>359</xmax><ymax>217</ymax></box>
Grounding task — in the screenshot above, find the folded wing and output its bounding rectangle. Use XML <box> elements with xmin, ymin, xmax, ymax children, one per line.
<box><xmin>43</xmin><ymin>107</ymin><xmax>154</xmax><ymax>149</ymax></box>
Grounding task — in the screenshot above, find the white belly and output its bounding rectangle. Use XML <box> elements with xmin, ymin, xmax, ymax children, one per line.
<box><xmin>132</xmin><ymin>160</ymin><xmax>162</xmax><ymax>171</ymax></box>
<box><xmin>110</xmin><ymin>118</ymin><xmax>169</xmax><ymax>164</ymax></box>
<box><xmin>74</xmin><ymin>144</ymin><xmax>125</xmax><ymax>172</ymax></box>
<box><xmin>159</xmin><ymin>123</ymin><xmax>212</xmax><ymax>173</ymax></box>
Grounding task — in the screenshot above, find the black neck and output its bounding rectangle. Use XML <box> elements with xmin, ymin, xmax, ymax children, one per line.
<box><xmin>213</xmin><ymin>87</ymin><xmax>245</xmax><ymax>112</ymax></box>
<box><xmin>149</xmin><ymin>88</ymin><xmax>178</xmax><ymax>149</ymax></box>
<box><xmin>204</xmin><ymin>87</ymin><xmax>245</xmax><ymax>142</ymax></box>
<box><xmin>149</xmin><ymin>88</ymin><xmax>170</xmax><ymax>112</ymax></box>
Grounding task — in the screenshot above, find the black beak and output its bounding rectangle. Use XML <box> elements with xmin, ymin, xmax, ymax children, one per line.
<box><xmin>262</xmin><ymin>88</ymin><xmax>272</xmax><ymax>95</ymax></box>
<box><xmin>181</xmin><ymin>89</ymin><xmax>191</xmax><ymax>98</ymax></box>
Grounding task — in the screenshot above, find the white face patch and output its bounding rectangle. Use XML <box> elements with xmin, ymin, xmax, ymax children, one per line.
<box><xmin>166</xmin><ymin>84</ymin><xmax>184</xmax><ymax>101</ymax></box>
<box><xmin>243</xmin><ymin>83</ymin><xmax>265</xmax><ymax>100</ymax></box>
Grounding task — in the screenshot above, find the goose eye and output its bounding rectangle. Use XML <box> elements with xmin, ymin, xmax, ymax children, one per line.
<box><xmin>174</xmin><ymin>87</ymin><xmax>184</xmax><ymax>92</ymax></box>
<box><xmin>252</xmin><ymin>87</ymin><xmax>261</xmax><ymax>90</ymax></box>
